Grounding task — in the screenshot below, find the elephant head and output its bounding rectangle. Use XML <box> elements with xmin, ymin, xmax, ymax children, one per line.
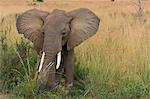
<box><xmin>16</xmin><ymin>8</ymin><xmax>100</xmax><ymax>90</ymax></box>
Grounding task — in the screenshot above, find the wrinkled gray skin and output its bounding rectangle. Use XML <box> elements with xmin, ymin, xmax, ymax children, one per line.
<box><xmin>16</xmin><ymin>8</ymin><xmax>100</xmax><ymax>91</ymax></box>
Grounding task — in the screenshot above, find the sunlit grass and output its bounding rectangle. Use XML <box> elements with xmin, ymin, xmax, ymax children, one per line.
<box><xmin>75</xmin><ymin>12</ymin><xmax>150</xmax><ymax>98</ymax></box>
<box><xmin>1</xmin><ymin>9</ymin><xmax>150</xmax><ymax>98</ymax></box>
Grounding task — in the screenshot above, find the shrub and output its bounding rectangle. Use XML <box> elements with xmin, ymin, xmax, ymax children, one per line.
<box><xmin>0</xmin><ymin>32</ymin><xmax>89</xmax><ymax>98</ymax></box>
<box><xmin>36</xmin><ymin>0</ymin><xmax>44</xmax><ymax>2</ymax></box>
<box><xmin>0</xmin><ymin>32</ymin><xmax>38</xmax><ymax>93</ymax></box>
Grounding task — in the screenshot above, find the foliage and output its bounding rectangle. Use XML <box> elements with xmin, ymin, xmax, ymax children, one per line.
<box><xmin>0</xmin><ymin>31</ymin><xmax>89</xmax><ymax>98</ymax></box>
<box><xmin>35</xmin><ymin>0</ymin><xmax>43</xmax><ymax>2</ymax></box>
<box><xmin>0</xmin><ymin>35</ymin><xmax>37</xmax><ymax>93</ymax></box>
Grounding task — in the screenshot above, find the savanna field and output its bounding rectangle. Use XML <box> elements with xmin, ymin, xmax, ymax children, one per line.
<box><xmin>1</xmin><ymin>0</ymin><xmax>150</xmax><ymax>98</ymax></box>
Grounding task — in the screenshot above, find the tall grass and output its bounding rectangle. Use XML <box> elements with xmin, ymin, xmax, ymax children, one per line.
<box><xmin>0</xmin><ymin>11</ymin><xmax>150</xmax><ymax>98</ymax></box>
<box><xmin>75</xmin><ymin>12</ymin><xmax>150</xmax><ymax>98</ymax></box>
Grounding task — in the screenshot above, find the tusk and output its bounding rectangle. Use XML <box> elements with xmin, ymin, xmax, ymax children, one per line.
<box><xmin>56</xmin><ymin>52</ymin><xmax>61</xmax><ymax>69</ymax></box>
<box><xmin>38</xmin><ymin>52</ymin><xmax>45</xmax><ymax>73</ymax></box>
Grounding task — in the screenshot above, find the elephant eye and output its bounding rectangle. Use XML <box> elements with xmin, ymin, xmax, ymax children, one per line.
<box><xmin>62</xmin><ymin>32</ymin><xmax>66</xmax><ymax>35</ymax></box>
<box><xmin>61</xmin><ymin>29</ymin><xmax>66</xmax><ymax>35</ymax></box>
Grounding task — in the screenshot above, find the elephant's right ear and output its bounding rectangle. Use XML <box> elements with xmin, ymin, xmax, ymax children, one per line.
<box><xmin>16</xmin><ymin>9</ymin><xmax>49</xmax><ymax>53</ymax></box>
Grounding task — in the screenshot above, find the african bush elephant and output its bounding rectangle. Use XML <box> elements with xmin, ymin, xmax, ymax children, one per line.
<box><xmin>16</xmin><ymin>8</ymin><xmax>100</xmax><ymax>91</ymax></box>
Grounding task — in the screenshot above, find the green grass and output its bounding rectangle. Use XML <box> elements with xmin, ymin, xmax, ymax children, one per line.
<box><xmin>0</xmin><ymin>12</ymin><xmax>150</xmax><ymax>98</ymax></box>
<box><xmin>0</xmin><ymin>32</ymin><xmax>89</xmax><ymax>98</ymax></box>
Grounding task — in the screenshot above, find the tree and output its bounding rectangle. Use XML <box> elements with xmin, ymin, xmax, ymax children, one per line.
<box><xmin>33</xmin><ymin>0</ymin><xmax>44</xmax><ymax>2</ymax></box>
<box><xmin>131</xmin><ymin>0</ymin><xmax>144</xmax><ymax>16</ymax></box>
<box><xmin>137</xmin><ymin>0</ymin><xmax>143</xmax><ymax>16</ymax></box>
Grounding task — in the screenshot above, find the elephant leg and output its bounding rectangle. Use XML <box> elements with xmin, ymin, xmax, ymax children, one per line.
<box><xmin>64</xmin><ymin>49</ymin><xmax>74</xmax><ymax>86</ymax></box>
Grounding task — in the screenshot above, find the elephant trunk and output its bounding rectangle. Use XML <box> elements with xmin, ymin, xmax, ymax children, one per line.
<box><xmin>39</xmin><ymin>34</ymin><xmax>62</xmax><ymax>91</ymax></box>
<box><xmin>43</xmin><ymin>34</ymin><xmax>62</xmax><ymax>67</ymax></box>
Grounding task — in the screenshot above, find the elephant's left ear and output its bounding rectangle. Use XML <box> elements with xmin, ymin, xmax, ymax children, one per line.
<box><xmin>67</xmin><ymin>8</ymin><xmax>100</xmax><ymax>50</ymax></box>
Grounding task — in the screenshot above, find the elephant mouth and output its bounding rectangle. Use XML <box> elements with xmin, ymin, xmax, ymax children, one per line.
<box><xmin>38</xmin><ymin>51</ymin><xmax>62</xmax><ymax>73</ymax></box>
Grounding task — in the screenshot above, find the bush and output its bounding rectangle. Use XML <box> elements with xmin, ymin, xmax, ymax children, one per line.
<box><xmin>0</xmin><ymin>32</ymin><xmax>89</xmax><ymax>98</ymax></box>
<box><xmin>36</xmin><ymin>0</ymin><xmax>44</xmax><ymax>2</ymax></box>
<box><xmin>0</xmin><ymin>35</ymin><xmax>38</xmax><ymax>93</ymax></box>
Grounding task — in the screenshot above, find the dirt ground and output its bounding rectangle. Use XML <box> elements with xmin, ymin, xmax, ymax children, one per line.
<box><xmin>0</xmin><ymin>0</ymin><xmax>150</xmax><ymax>16</ymax></box>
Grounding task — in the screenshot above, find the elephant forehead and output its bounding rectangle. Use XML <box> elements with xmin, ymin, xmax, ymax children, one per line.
<box><xmin>44</xmin><ymin>15</ymin><xmax>68</xmax><ymax>31</ymax></box>
<box><xmin>46</xmin><ymin>14</ymin><xmax>68</xmax><ymax>24</ymax></box>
